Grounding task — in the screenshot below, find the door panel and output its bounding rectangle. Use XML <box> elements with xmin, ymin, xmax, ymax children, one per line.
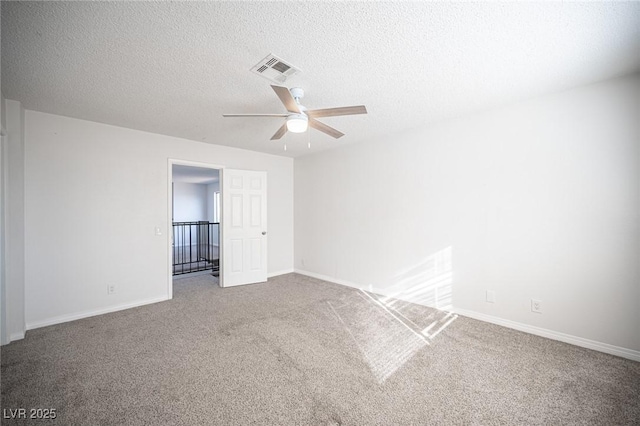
<box><xmin>231</xmin><ymin>194</ymin><xmax>243</xmax><ymax>227</ymax></box>
<box><xmin>222</xmin><ymin>169</ymin><xmax>267</xmax><ymax>287</ymax></box>
<box><xmin>250</xmin><ymin>195</ymin><xmax>261</xmax><ymax>226</ymax></box>
<box><xmin>249</xmin><ymin>238</ymin><xmax>262</xmax><ymax>270</ymax></box>
<box><xmin>231</xmin><ymin>239</ymin><xmax>243</xmax><ymax>273</ymax></box>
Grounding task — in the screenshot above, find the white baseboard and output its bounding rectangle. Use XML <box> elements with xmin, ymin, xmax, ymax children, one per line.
<box><xmin>293</xmin><ymin>269</ymin><xmax>640</xmax><ymax>363</ymax></box>
<box><xmin>21</xmin><ymin>269</ymin><xmax>292</xmax><ymax>332</ymax></box>
<box><xmin>453</xmin><ymin>308</ymin><xmax>640</xmax><ymax>362</ymax></box>
<box><xmin>26</xmin><ymin>295</ymin><xmax>169</xmax><ymax>331</ymax></box>
<box><xmin>268</xmin><ymin>269</ymin><xmax>294</xmax><ymax>278</ymax></box>
<box><xmin>294</xmin><ymin>269</ymin><xmax>364</xmax><ymax>290</ymax></box>
<box><xmin>9</xmin><ymin>331</ymin><xmax>25</xmax><ymax>342</ymax></box>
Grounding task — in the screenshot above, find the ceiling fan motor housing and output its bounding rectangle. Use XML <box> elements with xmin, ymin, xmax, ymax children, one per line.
<box><xmin>290</xmin><ymin>87</ymin><xmax>304</xmax><ymax>101</ymax></box>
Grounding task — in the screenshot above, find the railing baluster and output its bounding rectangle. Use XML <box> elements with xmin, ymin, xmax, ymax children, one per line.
<box><xmin>171</xmin><ymin>221</ymin><xmax>220</xmax><ymax>276</ymax></box>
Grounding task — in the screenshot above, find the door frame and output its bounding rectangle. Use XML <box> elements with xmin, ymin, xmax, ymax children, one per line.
<box><xmin>167</xmin><ymin>159</ymin><xmax>224</xmax><ymax>299</ymax></box>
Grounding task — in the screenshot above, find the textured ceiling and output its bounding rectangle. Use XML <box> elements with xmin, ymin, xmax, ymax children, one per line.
<box><xmin>2</xmin><ymin>2</ymin><xmax>639</xmax><ymax>158</ymax></box>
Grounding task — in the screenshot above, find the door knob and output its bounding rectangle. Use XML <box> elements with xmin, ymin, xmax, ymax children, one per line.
<box><xmin>262</xmin><ymin>231</ymin><xmax>267</xmax><ymax>235</ymax></box>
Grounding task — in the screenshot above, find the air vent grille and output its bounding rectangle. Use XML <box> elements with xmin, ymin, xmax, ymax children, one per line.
<box><xmin>251</xmin><ymin>54</ymin><xmax>301</xmax><ymax>84</ymax></box>
<box><xmin>271</xmin><ymin>61</ymin><xmax>290</xmax><ymax>73</ymax></box>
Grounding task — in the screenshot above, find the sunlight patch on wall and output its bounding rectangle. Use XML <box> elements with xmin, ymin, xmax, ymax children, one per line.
<box><xmin>383</xmin><ymin>246</ymin><xmax>454</xmax><ymax>311</ymax></box>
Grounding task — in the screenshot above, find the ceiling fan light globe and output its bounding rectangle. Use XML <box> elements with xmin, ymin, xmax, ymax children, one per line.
<box><xmin>286</xmin><ymin>114</ymin><xmax>308</xmax><ymax>133</ymax></box>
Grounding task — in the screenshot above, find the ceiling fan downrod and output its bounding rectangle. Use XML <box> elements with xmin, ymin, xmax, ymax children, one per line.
<box><xmin>289</xmin><ymin>87</ymin><xmax>304</xmax><ymax>104</ymax></box>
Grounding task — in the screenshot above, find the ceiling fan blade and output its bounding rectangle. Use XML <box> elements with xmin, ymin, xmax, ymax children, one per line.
<box><xmin>306</xmin><ymin>105</ymin><xmax>367</xmax><ymax>118</ymax></box>
<box><xmin>270</xmin><ymin>123</ymin><xmax>288</xmax><ymax>140</ymax></box>
<box><xmin>271</xmin><ymin>85</ymin><xmax>300</xmax><ymax>113</ymax></box>
<box><xmin>223</xmin><ymin>113</ymin><xmax>288</xmax><ymax>117</ymax></box>
<box><xmin>309</xmin><ymin>118</ymin><xmax>344</xmax><ymax>139</ymax></box>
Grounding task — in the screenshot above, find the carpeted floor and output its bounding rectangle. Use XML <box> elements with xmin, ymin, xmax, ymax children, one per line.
<box><xmin>2</xmin><ymin>273</ymin><xmax>639</xmax><ymax>425</ymax></box>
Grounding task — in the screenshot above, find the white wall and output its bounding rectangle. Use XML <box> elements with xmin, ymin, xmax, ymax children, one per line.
<box><xmin>3</xmin><ymin>99</ymin><xmax>26</xmax><ymax>343</ymax></box>
<box><xmin>294</xmin><ymin>74</ymin><xmax>640</xmax><ymax>356</ymax></box>
<box><xmin>24</xmin><ymin>111</ymin><xmax>294</xmax><ymax>329</ymax></box>
<box><xmin>172</xmin><ymin>182</ymin><xmax>208</xmax><ymax>222</ymax></box>
<box><xmin>172</xmin><ymin>182</ymin><xmax>209</xmax><ymax>249</ymax></box>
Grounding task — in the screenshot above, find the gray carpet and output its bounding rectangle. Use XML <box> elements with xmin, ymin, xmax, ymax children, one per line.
<box><xmin>2</xmin><ymin>273</ymin><xmax>639</xmax><ymax>425</ymax></box>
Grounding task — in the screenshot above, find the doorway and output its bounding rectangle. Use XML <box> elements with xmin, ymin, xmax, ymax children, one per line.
<box><xmin>168</xmin><ymin>160</ymin><xmax>223</xmax><ymax>297</ymax></box>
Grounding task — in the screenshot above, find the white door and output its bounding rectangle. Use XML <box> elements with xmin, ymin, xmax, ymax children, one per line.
<box><xmin>222</xmin><ymin>169</ymin><xmax>267</xmax><ymax>287</ymax></box>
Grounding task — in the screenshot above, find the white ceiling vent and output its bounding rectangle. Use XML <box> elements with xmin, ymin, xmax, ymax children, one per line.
<box><xmin>251</xmin><ymin>54</ymin><xmax>301</xmax><ymax>84</ymax></box>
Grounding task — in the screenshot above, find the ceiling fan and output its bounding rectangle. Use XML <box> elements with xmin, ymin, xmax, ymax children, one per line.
<box><xmin>223</xmin><ymin>85</ymin><xmax>367</xmax><ymax>140</ymax></box>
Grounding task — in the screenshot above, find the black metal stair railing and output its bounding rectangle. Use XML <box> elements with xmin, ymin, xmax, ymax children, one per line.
<box><xmin>172</xmin><ymin>221</ymin><xmax>219</xmax><ymax>275</ymax></box>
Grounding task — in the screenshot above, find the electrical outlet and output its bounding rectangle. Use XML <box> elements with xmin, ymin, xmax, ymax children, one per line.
<box><xmin>531</xmin><ymin>299</ymin><xmax>542</xmax><ymax>313</ymax></box>
<box><xmin>486</xmin><ymin>290</ymin><xmax>495</xmax><ymax>303</ymax></box>
<box><xmin>107</xmin><ymin>284</ymin><xmax>116</xmax><ymax>295</ymax></box>
<box><xmin>301</xmin><ymin>258</ymin><xmax>305</xmax><ymax>266</ymax></box>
